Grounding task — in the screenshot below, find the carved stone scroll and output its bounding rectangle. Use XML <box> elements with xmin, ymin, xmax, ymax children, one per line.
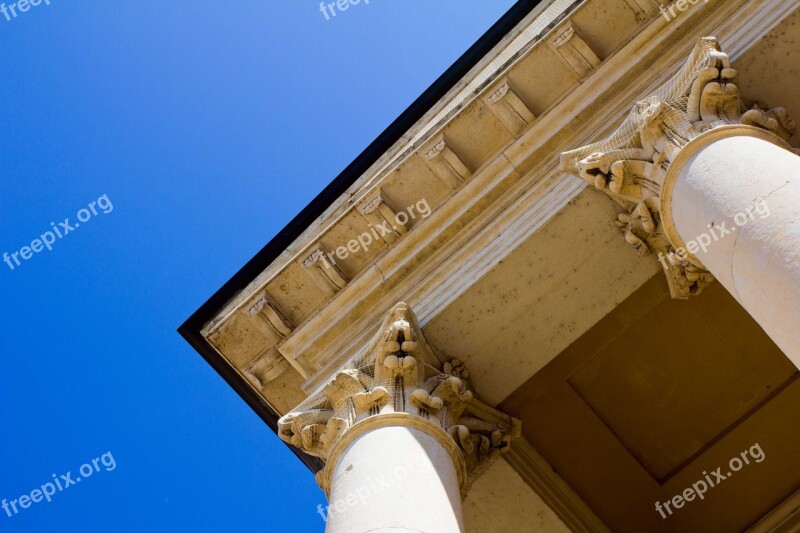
<box><xmin>277</xmin><ymin>302</ymin><xmax>521</xmax><ymax>494</ymax></box>
<box><xmin>423</xmin><ymin>136</ymin><xmax>472</xmax><ymax>189</ymax></box>
<box><xmin>246</xmin><ymin>291</ymin><xmax>294</xmax><ymax>339</ymax></box>
<box><xmin>484</xmin><ymin>79</ymin><xmax>536</xmax><ymax>135</ymax></box>
<box><xmin>356</xmin><ymin>189</ymin><xmax>408</xmax><ymax>244</ymax></box>
<box><xmin>550</xmin><ymin>23</ymin><xmax>602</xmax><ymax>82</ymax></box>
<box><xmin>561</xmin><ymin>37</ymin><xmax>796</xmax><ymax>299</ymax></box>
<box><xmin>244</xmin><ymin>346</ymin><xmax>290</xmax><ymax>389</ymax></box>
<box><xmin>301</xmin><ymin>245</ymin><xmax>349</xmax><ymax>295</ymax></box>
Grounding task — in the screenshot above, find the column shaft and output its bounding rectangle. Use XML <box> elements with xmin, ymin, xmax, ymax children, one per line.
<box><xmin>325</xmin><ymin>425</ymin><xmax>464</xmax><ymax>533</ymax></box>
<box><xmin>667</xmin><ymin>131</ymin><xmax>800</xmax><ymax>364</ymax></box>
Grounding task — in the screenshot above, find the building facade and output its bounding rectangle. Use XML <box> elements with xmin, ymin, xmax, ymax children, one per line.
<box><xmin>181</xmin><ymin>0</ymin><xmax>800</xmax><ymax>531</ymax></box>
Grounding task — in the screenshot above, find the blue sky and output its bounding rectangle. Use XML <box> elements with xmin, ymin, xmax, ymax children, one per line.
<box><xmin>0</xmin><ymin>1</ymin><xmax>516</xmax><ymax>531</ymax></box>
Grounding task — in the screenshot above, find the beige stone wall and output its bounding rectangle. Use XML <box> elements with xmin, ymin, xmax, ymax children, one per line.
<box><xmin>464</xmin><ymin>460</ymin><xmax>570</xmax><ymax>533</ymax></box>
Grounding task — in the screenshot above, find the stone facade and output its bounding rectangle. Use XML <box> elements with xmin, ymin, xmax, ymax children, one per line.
<box><xmin>185</xmin><ymin>0</ymin><xmax>800</xmax><ymax>531</ymax></box>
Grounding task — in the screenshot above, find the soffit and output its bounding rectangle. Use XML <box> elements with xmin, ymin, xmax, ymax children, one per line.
<box><xmin>501</xmin><ymin>276</ymin><xmax>800</xmax><ymax>533</ymax></box>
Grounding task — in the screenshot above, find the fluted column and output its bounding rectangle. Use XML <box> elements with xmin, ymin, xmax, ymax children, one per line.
<box><xmin>562</xmin><ymin>37</ymin><xmax>800</xmax><ymax>365</ymax></box>
<box><xmin>278</xmin><ymin>303</ymin><xmax>521</xmax><ymax>533</ymax></box>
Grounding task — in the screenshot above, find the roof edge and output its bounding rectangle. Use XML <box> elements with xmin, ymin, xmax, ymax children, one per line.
<box><xmin>178</xmin><ymin>0</ymin><xmax>545</xmax><ymax>473</ymax></box>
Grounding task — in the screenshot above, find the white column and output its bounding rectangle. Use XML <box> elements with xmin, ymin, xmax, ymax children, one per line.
<box><xmin>325</xmin><ymin>417</ymin><xmax>464</xmax><ymax>533</ymax></box>
<box><xmin>277</xmin><ymin>303</ymin><xmax>521</xmax><ymax>532</ymax></box>
<box><xmin>662</xmin><ymin>126</ymin><xmax>800</xmax><ymax>364</ymax></box>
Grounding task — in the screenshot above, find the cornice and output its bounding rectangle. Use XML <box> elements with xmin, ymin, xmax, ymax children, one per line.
<box><xmin>202</xmin><ymin>0</ymin><xmax>800</xmax><ymax>417</ymax></box>
<box><xmin>289</xmin><ymin>0</ymin><xmax>799</xmax><ymax>391</ymax></box>
<box><xmin>201</xmin><ymin>0</ymin><xmax>584</xmax><ymax>331</ymax></box>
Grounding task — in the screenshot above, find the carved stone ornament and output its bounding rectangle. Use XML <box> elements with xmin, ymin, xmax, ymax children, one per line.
<box><xmin>550</xmin><ymin>23</ymin><xmax>602</xmax><ymax>81</ymax></box>
<box><xmin>561</xmin><ymin>37</ymin><xmax>797</xmax><ymax>299</ymax></box>
<box><xmin>422</xmin><ymin>135</ymin><xmax>472</xmax><ymax>189</ymax></box>
<box><xmin>484</xmin><ymin>78</ymin><xmax>537</xmax><ymax>135</ymax></box>
<box><xmin>356</xmin><ymin>189</ymin><xmax>408</xmax><ymax>244</ymax></box>
<box><xmin>244</xmin><ymin>346</ymin><xmax>289</xmax><ymax>388</ymax></box>
<box><xmin>246</xmin><ymin>291</ymin><xmax>294</xmax><ymax>339</ymax></box>
<box><xmin>277</xmin><ymin>302</ymin><xmax>521</xmax><ymax>495</ymax></box>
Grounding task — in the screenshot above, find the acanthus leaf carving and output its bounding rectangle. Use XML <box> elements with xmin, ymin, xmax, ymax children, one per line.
<box><xmin>276</xmin><ymin>302</ymin><xmax>520</xmax><ymax>494</ymax></box>
<box><xmin>561</xmin><ymin>37</ymin><xmax>796</xmax><ymax>299</ymax></box>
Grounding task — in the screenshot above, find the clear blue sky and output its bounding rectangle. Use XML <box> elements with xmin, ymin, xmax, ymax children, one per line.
<box><xmin>0</xmin><ymin>1</ymin><xmax>516</xmax><ymax>531</ymax></box>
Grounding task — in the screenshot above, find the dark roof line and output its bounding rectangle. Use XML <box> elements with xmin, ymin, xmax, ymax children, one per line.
<box><xmin>178</xmin><ymin>0</ymin><xmax>544</xmax><ymax>473</ymax></box>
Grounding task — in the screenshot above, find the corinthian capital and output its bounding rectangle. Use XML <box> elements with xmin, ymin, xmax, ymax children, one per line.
<box><xmin>561</xmin><ymin>37</ymin><xmax>796</xmax><ymax>299</ymax></box>
<box><xmin>277</xmin><ymin>302</ymin><xmax>521</xmax><ymax>494</ymax></box>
